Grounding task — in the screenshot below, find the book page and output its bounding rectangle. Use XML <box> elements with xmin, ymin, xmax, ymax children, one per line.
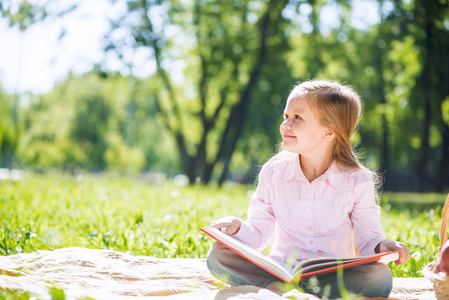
<box><xmin>201</xmin><ymin>227</ymin><xmax>292</xmax><ymax>281</ymax></box>
<box><xmin>292</xmin><ymin>251</ymin><xmax>399</xmax><ymax>278</ymax></box>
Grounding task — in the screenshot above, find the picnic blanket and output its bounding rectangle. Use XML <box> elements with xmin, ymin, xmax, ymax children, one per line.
<box><xmin>0</xmin><ymin>247</ymin><xmax>436</xmax><ymax>299</ymax></box>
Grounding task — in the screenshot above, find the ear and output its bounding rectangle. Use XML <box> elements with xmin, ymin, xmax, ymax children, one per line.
<box><xmin>322</xmin><ymin>128</ymin><xmax>336</xmax><ymax>141</ymax></box>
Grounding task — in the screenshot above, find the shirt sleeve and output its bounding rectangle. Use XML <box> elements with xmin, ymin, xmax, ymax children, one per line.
<box><xmin>350</xmin><ymin>172</ymin><xmax>386</xmax><ymax>256</ymax></box>
<box><xmin>233</xmin><ymin>164</ymin><xmax>276</xmax><ymax>251</ymax></box>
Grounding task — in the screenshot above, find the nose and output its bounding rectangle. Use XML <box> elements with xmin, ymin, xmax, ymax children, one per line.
<box><xmin>281</xmin><ymin>119</ymin><xmax>291</xmax><ymax>130</ymax></box>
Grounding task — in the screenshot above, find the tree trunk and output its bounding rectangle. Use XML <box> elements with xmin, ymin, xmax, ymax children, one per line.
<box><xmin>375</xmin><ymin>3</ymin><xmax>390</xmax><ymax>187</ymax></box>
<box><xmin>435</xmin><ymin>30</ymin><xmax>449</xmax><ymax>192</ymax></box>
<box><xmin>375</xmin><ymin>48</ymin><xmax>389</xmax><ymax>184</ymax></box>
<box><xmin>216</xmin><ymin>0</ymin><xmax>286</xmax><ymax>185</ymax></box>
<box><xmin>435</xmin><ymin>124</ymin><xmax>449</xmax><ymax>192</ymax></box>
<box><xmin>417</xmin><ymin>94</ymin><xmax>431</xmax><ymax>192</ymax></box>
<box><xmin>416</xmin><ymin>17</ymin><xmax>433</xmax><ymax>192</ymax></box>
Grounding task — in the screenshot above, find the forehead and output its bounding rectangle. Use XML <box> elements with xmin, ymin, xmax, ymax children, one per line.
<box><xmin>287</xmin><ymin>85</ymin><xmax>307</xmax><ymax>101</ymax></box>
<box><xmin>284</xmin><ymin>96</ymin><xmax>310</xmax><ymax>112</ymax></box>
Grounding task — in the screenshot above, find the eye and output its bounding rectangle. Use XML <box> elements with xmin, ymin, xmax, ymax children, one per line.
<box><xmin>294</xmin><ymin>114</ymin><xmax>301</xmax><ymax>120</ymax></box>
<box><xmin>282</xmin><ymin>114</ymin><xmax>288</xmax><ymax>120</ymax></box>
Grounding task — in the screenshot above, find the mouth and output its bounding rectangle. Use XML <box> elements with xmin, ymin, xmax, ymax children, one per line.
<box><xmin>283</xmin><ymin>134</ymin><xmax>296</xmax><ymax>138</ymax></box>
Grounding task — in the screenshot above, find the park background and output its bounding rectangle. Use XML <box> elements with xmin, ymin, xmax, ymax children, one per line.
<box><xmin>0</xmin><ymin>0</ymin><xmax>448</xmax><ymax>192</ymax></box>
<box><xmin>0</xmin><ymin>2</ymin><xmax>449</xmax><ymax>297</ymax></box>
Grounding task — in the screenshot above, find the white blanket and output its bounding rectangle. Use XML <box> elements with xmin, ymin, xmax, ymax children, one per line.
<box><xmin>0</xmin><ymin>247</ymin><xmax>435</xmax><ymax>299</ymax></box>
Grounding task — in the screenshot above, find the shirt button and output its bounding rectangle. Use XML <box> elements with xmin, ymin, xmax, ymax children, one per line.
<box><xmin>309</xmin><ymin>240</ymin><xmax>314</xmax><ymax>245</ymax></box>
<box><xmin>317</xmin><ymin>251</ymin><xmax>324</xmax><ymax>256</ymax></box>
<box><xmin>306</xmin><ymin>207</ymin><xmax>311</xmax><ymax>212</ymax></box>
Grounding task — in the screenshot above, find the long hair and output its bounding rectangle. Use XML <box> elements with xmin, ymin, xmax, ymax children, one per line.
<box><xmin>291</xmin><ymin>80</ymin><xmax>362</xmax><ymax>169</ymax></box>
<box><xmin>271</xmin><ymin>80</ymin><xmax>382</xmax><ymax>197</ymax></box>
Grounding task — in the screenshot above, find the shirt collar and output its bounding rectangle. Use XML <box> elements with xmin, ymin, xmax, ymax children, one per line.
<box><xmin>282</xmin><ymin>154</ymin><xmax>344</xmax><ymax>187</ymax></box>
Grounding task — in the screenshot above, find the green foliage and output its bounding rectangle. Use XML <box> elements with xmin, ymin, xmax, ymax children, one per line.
<box><xmin>104</xmin><ymin>0</ymin><xmax>292</xmax><ymax>183</ymax></box>
<box><xmin>104</xmin><ymin>133</ymin><xmax>146</xmax><ymax>173</ymax></box>
<box><xmin>17</xmin><ymin>73</ymin><xmax>178</xmax><ymax>174</ymax></box>
<box><xmin>443</xmin><ymin>97</ymin><xmax>449</xmax><ymax>126</ymax></box>
<box><xmin>0</xmin><ymin>1</ymin><xmax>47</xmax><ymax>31</ymax></box>
<box><xmin>2</xmin><ymin>0</ymin><xmax>449</xmax><ymax>190</ymax></box>
<box><xmin>0</xmin><ymin>88</ymin><xmax>18</xmax><ymax>168</ymax></box>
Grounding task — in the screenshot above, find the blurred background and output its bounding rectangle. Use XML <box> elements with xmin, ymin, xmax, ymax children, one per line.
<box><xmin>0</xmin><ymin>0</ymin><xmax>448</xmax><ymax>192</ymax></box>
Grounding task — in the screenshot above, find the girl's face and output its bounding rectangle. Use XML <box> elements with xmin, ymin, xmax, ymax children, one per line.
<box><xmin>280</xmin><ymin>96</ymin><xmax>330</xmax><ymax>156</ymax></box>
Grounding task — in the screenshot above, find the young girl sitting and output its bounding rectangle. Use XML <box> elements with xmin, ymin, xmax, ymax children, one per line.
<box><xmin>207</xmin><ymin>80</ymin><xmax>410</xmax><ymax>298</ymax></box>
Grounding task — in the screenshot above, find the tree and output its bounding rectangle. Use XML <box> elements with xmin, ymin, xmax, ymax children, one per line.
<box><xmin>411</xmin><ymin>0</ymin><xmax>449</xmax><ymax>191</ymax></box>
<box><xmin>359</xmin><ymin>0</ymin><xmax>416</xmax><ymax>190</ymax></box>
<box><xmin>432</xmin><ymin>4</ymin><xmax>449</xmax><ymax>192</ymax></box>
<box><xmin>0</xmin><ymin>86</ymin><xmax>17</xmax><ymax>168</ymax></box>
<box><xmin>105</xmin><ymin>0</ymin><xmax>290</xmax><ymax>184</ymax></box>
<box><xmin>18</xmin><ymin>73</ymin><xmax>155</xmax><ymax>173</ymax></box>
<box><xmin>0</xmin><ymin>1</ymin><xmax>76</xmax><ymax>168</ymax></box>
<box><xmin>3</xmin><ymin>0</ymin><xmax>449</xmax><ymax>191</ymax></box>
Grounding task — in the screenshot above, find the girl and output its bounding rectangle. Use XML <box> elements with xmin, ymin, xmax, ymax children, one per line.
<box><xmin>207</xmin><ymin>80</ymin><xmax>410</xmax><ymax>298</ymax></box>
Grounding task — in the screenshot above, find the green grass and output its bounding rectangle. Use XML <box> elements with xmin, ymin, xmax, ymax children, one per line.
<box><xmin>381</xmin><ymin>192</ymin><xmax>445</xmax><ymax>277</ymax></box>
<box><xmin>0</xmin><ymin>173</ymin><xmax>250</xmax><ymax>258</ymax></box>
<box><xmin>0</xmin><ymin>172</ymin><xmax>447</xmax><ymax>279</ymax></box>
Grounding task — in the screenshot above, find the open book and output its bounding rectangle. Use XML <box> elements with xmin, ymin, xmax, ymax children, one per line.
<box><xmin>201</xmin><ymin>226</ymin><xmax>399</xmax><ymax>283</ymax></box>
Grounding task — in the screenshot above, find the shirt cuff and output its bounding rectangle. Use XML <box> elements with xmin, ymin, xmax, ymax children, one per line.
<box><xmin>362</xmin><ymin>236</ymin><xmax>386</xmax><ymax>256</ymax></box>
<box><xmin>232</xmin><ymin>220</ymin><xmax>252</xmax><ymax>244</ymax></box>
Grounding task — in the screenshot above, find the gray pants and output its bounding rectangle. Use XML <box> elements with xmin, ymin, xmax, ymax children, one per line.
<box><xmin>207</xmin><ymin>242</ymin><xmax>393</xmax><ymax>299</ymax></box>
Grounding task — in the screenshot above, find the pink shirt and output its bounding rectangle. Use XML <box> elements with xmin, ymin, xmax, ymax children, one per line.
<box><xmin>234</xmin><ymin>153</ymin><xmax>386</xmax><ymax>265</ymax></box>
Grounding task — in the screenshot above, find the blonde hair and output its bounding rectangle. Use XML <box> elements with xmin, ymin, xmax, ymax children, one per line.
<box><xmin>288</xmin><ymin>80</ymin><xmax>362</xmax><ymax>170</ymax></box>
<box><xmin>273</xmin><ymin>80</ymin><xmax>382</xmax><ymax>195</ymax></box>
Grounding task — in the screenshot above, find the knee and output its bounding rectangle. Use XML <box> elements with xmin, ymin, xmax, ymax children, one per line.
<box><xmin>371</xmin><ymin>262</ymin><xmax>393</xmax><ymax>281</ymax></box>
<box><xmin>364</xmin><ymin>263</ymin><xmax>393</xmax><ymax>297</ymax></box>
<box><xmin>206</xmin><ymin>242</ymin><xmax>229</xmax><ymax>272</ymax></box>
<box><xmin>206</xmin><ymin>242</ymin><xmax>239</xmax><ymax>284</ymax></box>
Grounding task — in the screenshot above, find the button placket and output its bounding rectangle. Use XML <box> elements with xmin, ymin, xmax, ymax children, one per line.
<box><xmin>304</xmin><ymin>185</ymin><xmax>315</xmax><ymax>250</ymax></box>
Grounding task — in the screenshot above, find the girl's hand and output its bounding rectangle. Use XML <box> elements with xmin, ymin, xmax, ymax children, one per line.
<box><xmin>376</xmin><ymin>239</ymin><xmax>410</xmax><ymax>266</ymax></box>
<box><xmin>209</xmin><ymin>216</ymin><xmax>241</xmax><ymax>236</ymax></box>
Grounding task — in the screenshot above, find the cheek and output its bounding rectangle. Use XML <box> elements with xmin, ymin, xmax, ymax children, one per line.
<box><xmin>290</xmin><ymin>122</ymin><xmax>299</xmax><ymax>132</ymax></box>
